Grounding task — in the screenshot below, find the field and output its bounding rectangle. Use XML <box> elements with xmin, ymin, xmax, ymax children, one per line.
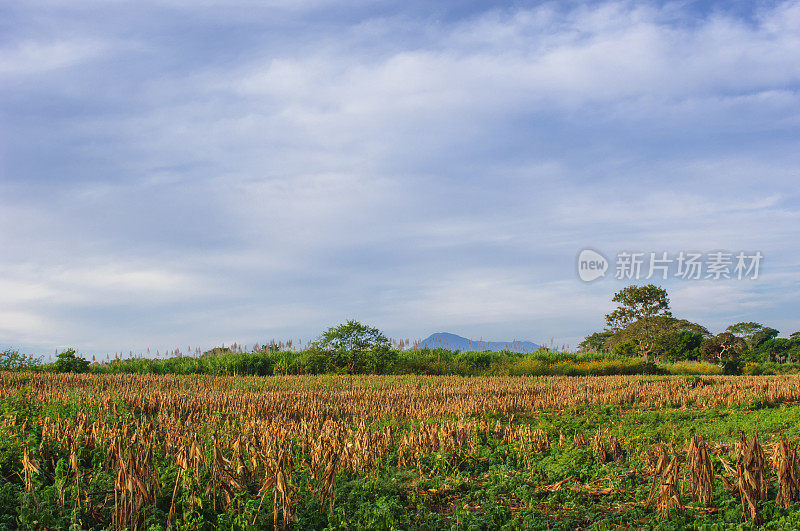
<box><xmin>3</xmin><ymin>373</ymin><xmax>800</xmax><ymax>529</ymax></box>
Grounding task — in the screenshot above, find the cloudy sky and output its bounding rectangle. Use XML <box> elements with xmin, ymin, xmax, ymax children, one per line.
<box><xmin>1</xmin><ymin>0</ymin><xmax>799</xmax><ymax>356</ymax></box>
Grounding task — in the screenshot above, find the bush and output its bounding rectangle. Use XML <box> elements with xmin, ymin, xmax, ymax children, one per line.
<box><xmin>317</xmin><ymin>321</ymin><xmax>394</xmax><ymax>374</ymax></box>
<box><xmin>722</xmin><ymin>360</ymin><xmax>742</xmax><ymax>375</ymax></box>
<box><xmin>35</xmin><ymin>345</ymin><xmax>701</xmax><ymax>377</ymax></box>
<box><xmin>742</xmin><ymin>363</ymin><xmax>761</xmax><ymax>375</ymax></box>
<box><xmin>665</xmin><ymin>361</ymin><xmax>722</xmax><ymax>376</ymax></box>
<box><xmin>0</xmin><ymin>349</ymin><xmax>40</xmax><ymax>371</ymax></box>
<box><xmin>744</xmin><ymin>362</ymin><xmax>800</xmax><ymax>376</ymax></box>
<box><xmin>508</xmin><ymin>357</ymin><xmax>661</xmax><ymax>376</ymax></box>
<box><xmin>53</xmin><ymin>349</ymin><xmax>90</xmax><ymax>373</ymax></box>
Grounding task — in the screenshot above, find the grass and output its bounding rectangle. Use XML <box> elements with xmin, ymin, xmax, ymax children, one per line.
<box><xmin>10</xmin><ymin>343</ymin><xmax>800</xmax><ymax>378</ymax></box>
<box><xmin>664</xmin><ymin>361</ymin><xmax>723</xmax><ymax>375</ymax></box>
<box><xmin>4</xmin><ymin>373</ymin><xmax>800</xmax><ymax>528</ymax></box>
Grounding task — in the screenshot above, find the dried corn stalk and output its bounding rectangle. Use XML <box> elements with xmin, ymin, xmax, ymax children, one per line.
<box><xmin>648</xmin><ymin>453</ymin><xmax>682</xmax><ymax>518</ymax></box>
<box><xmin>773</xmin><ymin>437</ymin><xmax>800</xmax><ymax>508</ymax></box>
<box><xmin>688</xmin><ymin>435</ymin><xmax>714</xmax><ymax>504</ymax></box>
<box><xmin>736</xmin><ymin>431</ymin><xmax>767</xmax><ymax>523</ymax></box>
<box><xmin>593</xmin><ymin>429</ymin><xmax>607</xmax><ymax>462</ymax></box>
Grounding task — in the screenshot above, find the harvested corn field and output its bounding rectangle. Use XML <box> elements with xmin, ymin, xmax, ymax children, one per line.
<box><xmin>3</xmin><ymin>373</ymin><xmax>800</xmax><ymax>529</ymax></box>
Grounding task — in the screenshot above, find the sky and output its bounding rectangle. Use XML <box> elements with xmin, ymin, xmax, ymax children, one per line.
<box><xmin>1</xmin><ymin>0</ymin><xmax>799</xmax><ymax>357</ymax></box>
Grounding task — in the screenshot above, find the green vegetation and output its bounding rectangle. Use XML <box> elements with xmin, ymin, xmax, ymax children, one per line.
<box><xmin>3</xmin><ymin>285</ymin><xmax>796</xmax><ymax>379</ymax></box>
<box><xmin>4</xmin><ymin>373</ymin><xmax>800</xmax><ymax>529</ymax></box>
<box><xmin>1</xmin><ymin>285</ymin><xmax>797</xmax><ymax>528</ymax></box>
<box><xmin>53</xmin><ymin>348</ymin><xmax>91</xmax><ymax>373</ymax></box>
<box><xmin>19</xmin><ymin>347</ymin><xmax>662</xmax><ymax>377</ymax></box>
<box><xmin>581</xmin><ymin>284</ymin><xmax>800</xmax><ymax>374</ymax></box>
<box><xmin>0</xmin><ymin>349</ymin><xmax>39</xmax><ymax>371</ymax></box>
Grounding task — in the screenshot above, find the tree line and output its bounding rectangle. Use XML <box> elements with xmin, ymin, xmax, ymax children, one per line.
<box><xmin>580</xmin><ymin>284</ymin><xmax>800</xmax><ymax>373</ymax></box>
<box><xmin>2</xmin><ymin>291</ymin><xmax>798</xmax><ymax>376</ymax></box>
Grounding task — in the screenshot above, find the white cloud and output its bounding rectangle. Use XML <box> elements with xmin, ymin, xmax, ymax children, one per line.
<box><xmin>1</xmin><ymin>1</ymin><xmax>799</xmax><ymax>352</ymax></box>
<box><xmin>228</xmin><ymin>1</ymin><xmax>800</xmax><ymax>117</ymax></box>
<box><xmin>0</xmin><ymin>310</ymin><xmax>48</xmax><ymax>343</ymax></box>
<box><xmin>0</xmin><ymin>39</ymin><xmax>107</xmax><ymax>78</ymax></box>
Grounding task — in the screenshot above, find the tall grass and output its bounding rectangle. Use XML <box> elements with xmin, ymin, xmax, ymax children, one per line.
<box><xmin>98</xmin><ymin>351</ymin><xmax>277</xmax><ymax>376</ymax></box>
<box><xmin>509</xmin><ymin>357</ymin><xmax>661</xmax><ymax>376</ymax></box>
<box><xmin>664</xmin><ymin>361</ymin><xmax>722</xmax><ymax>376</ymax></box>
<box><xmin>23</xmin><ymin>346</ymin><xmax>769</xmax><ymax>377</ymax></box>
<box><xmin>71</xmin><ymin>348</ymin><xmax>665</xmax><ymax>377</ymax></box>
<box><xmin>743</xmin><ymin>362</ymin><xmax>800</xmax><ymax>375</ymax></box>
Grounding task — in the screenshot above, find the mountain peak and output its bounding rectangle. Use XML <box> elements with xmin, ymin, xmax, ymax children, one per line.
<box><xmin>416</xmin><ymin>332</ymin><xmax>539</xmax><ymax>352</ymax></box>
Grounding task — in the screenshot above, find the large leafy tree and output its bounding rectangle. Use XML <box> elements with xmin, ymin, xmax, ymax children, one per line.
<box><xmin>700</xmin><ymin>332</ymin><xmax>747</xmax><ymax>372</ymax></box>
<box><xmin>605</xmin><ymin>316</ymin><xmax>709</xmax><ymax>362</ymax></box>
<box><xmin>752</xmin><ymin>338</ymin><xmax>800</xmax><ymax>363</ymax></box>
<box><xmin>54</xmin><ymin>348</ymin><xmax>91</xmax><ymax>373</ymax></box>
<box><xmin>603</xmin><ymin>285</ymin><xmax>675</xmax><ymax>361</ymax></box>
<box><xmin>651</xmin><ymin>329</ymin><xmax>706</xmax><ymax>362</ymax></box>
<box><xmin>726</xmin><ymin>322</ymin><xmax>779</xmax><ymax>351</ymax></box>
<box><xmin>605</xmin><ymin>284</ymin><xmax>672</xmax><ymax>331</ymax></box>
<box><xmin>578</xmin><ymin>331</ymin><xmax>614</xmax><ymax>352</ymax></box>
<box><xmin>0</xmin><ymin>349</ymin><xmax>40</xmax><ymax>371</ymax></box>
<box><xmin>317</xmin><ymin>320</ymin><xmax>394</xmax><ymax>374</ymax></box>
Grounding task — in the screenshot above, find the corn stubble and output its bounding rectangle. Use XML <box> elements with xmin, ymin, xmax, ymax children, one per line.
<box><xmin>774</xmin><ymin>436</ymin><xmax>800</xmax><ymax>508</ymax></box>
<box><xmin>4</xmin><ymin>372</ymin><xmax>800</xmax><ymax>527</ymax></box>
<box><xmin>687</xmin><ymin>435</ymin><xmax>714</xmax><ymax>505</ymax></box>
<box><xmin>737</xmin><ymin>431</ymin><xmax>768</xmax><ymax>523</ymax></box>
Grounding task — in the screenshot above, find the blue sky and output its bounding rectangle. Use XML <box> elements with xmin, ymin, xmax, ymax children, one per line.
<box><xmin>1</xmin><ymin>0</ymin><xmax>799</xmax><ymax>356</ymax></box>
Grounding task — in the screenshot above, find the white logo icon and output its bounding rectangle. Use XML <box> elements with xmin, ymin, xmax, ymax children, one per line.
<box><xmin>577</xmin><ymin>249</ymin><xmax>608</xmax><ymax>282</ymax></box>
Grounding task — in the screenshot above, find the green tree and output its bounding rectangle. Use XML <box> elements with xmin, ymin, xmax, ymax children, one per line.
<box><xmin>602</xmin><ymin>285</ymin><xmax>682</xmax><ymax>361</ymax></box>
<box><xmin>610</xmin><ymin>341</ymin><xmax>638</xmax><ymax>357</ymax></box>
<box><xmin>605</xmin><ymin>317</ymin><xmax>708</xmax><ymax>362</ymax></box>
<box><xmin>651</xmin><ymin>329</ymin><xmax>705</xmax><ymax>362</ymax></box>
<box><xmin>700</xmin><ymin>332</ymin><xmax>747</xmax><ymax>373</ymax></box>
<box><xmin>726</xmin><ymin>322</ymin><xmax>779</xmax><ymax>350</ymax></box>
<box><xmin>54</xmin><ymin>348</ymin><xmax>91</xmax><ymax>373</ymax></box>
<box><xmin>578</xmin><ymin>331</ymin><xmax>614</xmax><ymax>352</ymax></box>
<box><xmin>605</xmin><ymin>284</ymin><xmax>672</xmax><ymax>331</ymax></box>
<box><xmin>753</xmin><ymin>327</ymin><xmax>780</xmax><ymax>348</ymax></box>
<box><xmin>298</xmin><ymin>344</ymin><xmax>332</xmax><ymax>374</ymax></box>
<box><xmin>752</xmin><ymin>338</ymin><xmax>800</xmax><ymax>363</ymax></box>
<box><xmin>317</xmin><ymin>320</ymin><xmax>394</xmax><ymax>374</ymax></box>
<box><xmin>0</xmin><ymin>349</ymin><xmax>40</xmax><ymax>371</ymax></box>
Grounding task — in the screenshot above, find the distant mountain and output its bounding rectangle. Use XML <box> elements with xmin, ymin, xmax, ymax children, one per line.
<box><xmin>416</xmin><ymin>332</ymin><xmax>540</xmax><ymax>353</ymax></box>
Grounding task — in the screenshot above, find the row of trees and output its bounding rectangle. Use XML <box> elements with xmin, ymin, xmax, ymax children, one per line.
<box><xmin>580</xmin><ymin>284</ymin><xmax>799</xmax><ymax>372</ymax></box>
<box><xmin>0</xmin><ymin>348</ymin><xmax>90</xmax><ymax>373</ymax></box>
<box><xmin>3</xmin><ymin>297</ymin><xmax>795</xmax><ymax>376</ymax></box>
<box><xmin>0</xmin><ymin>321</ymin><xmax>396</xmax><ymax>375</ymax></box>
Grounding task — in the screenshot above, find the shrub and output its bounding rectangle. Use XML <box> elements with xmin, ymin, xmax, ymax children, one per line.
<box><xmin>50</xmin><ymin>345</ymin><xmax>692</xmax><ymax>377</ymax></box>
<box><xmin>666</xmin><ymin>361</ymin><xmax>723</xmax><ymax>376</ymax></box>
<box><xmin>0</xmin><ymin>349</ymin><xmax>40</xmax><ymax>371</ymax></box>
<box><xmin>508</xmin><ymin>357</ymin><xmax>661</xmax><ymax>376</ymax></box>
<box><xmin>317</xmin><ymin>321</ymin><xmax>393</xmax><ymax>374</ymax></box>
<box><xmin>53</xmin><ymin>349</ymin><xmax>90</xmax><ymax>373</ymax></box>
<box><xmin>742</xmin><ymin>363</ymin><xmax>762</xmax><ymax>376</ymax></box>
